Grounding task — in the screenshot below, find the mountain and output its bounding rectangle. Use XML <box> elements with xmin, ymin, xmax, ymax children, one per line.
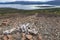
<box><xmin>0</xmin><ymin>1</ymin><xmax>45</xmax><ymax>4</ymax></box>
<box><xmin>0</xmin><ymin>1</ymin><xmax>60</xmax><ymax>5</ymax></box>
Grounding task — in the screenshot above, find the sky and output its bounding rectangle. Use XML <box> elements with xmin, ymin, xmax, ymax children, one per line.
<box><xmin>0</xmin><ymin>0</ymin><xmax>55</xmax><ymax>2</ymax></box>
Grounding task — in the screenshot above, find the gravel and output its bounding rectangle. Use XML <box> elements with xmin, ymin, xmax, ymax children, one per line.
<box><xmin>0</xmin><ymin>14</ymin><xmax>60</xmax><ymax>40</ymax></box>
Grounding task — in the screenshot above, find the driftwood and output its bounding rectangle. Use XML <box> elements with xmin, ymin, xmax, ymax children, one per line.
<box><xmin>3</xmin><ymin>23</ymin><xmax>38</xmax><ymax>35</ymax></box>
<box><xmin>2</xmin><ymin>23</ymin><xmax>42</xmax><ymax>40</ymax></box>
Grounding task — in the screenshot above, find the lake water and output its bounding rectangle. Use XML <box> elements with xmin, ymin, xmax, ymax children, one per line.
<box><xmin>0</xmin><ymin>4</ymin><xmax>60</xmax><ymax>10</ymax></box>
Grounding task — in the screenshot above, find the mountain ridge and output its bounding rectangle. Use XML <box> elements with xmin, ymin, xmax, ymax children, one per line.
<box><xmin>0</xmin><ymin>1</ymin><xmax>60</xmax><ymax>5</ymax></box>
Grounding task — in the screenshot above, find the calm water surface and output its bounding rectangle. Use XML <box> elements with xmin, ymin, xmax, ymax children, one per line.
<box><xmin>0</xmin><ymin>4</ymin><xmax>60</xmax><ymax>10</ymax></box>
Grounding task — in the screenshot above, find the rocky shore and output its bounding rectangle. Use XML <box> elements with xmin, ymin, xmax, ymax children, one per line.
<box><xmin>0</xmin><ymin>13</ymin><xmax>60</xmax><ymax>40</ymax></box>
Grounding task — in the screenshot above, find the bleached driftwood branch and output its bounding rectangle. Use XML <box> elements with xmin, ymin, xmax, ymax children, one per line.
<box><xmin>3</xmin><ymin>23</ymin><xmax>38</xmax><ymax>35</ymax></box>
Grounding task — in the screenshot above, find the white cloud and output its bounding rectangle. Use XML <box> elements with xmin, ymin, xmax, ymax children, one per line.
<box><xmin>0</xmin><ymin>0</ymin><xmax>16</xmax><ymax>2</ymax></box>
<box><xmin>0</xmin><ymin>0</ymin><xmax>54</xmax><ymax>2</ymax></box>
<box><xmin>17</xmin><ymin>0</ymin><xmax>54</xmax><ymax>2</ymax></box>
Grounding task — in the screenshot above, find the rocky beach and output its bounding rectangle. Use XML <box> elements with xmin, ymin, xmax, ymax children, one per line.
<box><xmin>0</xmin><ymin>13</ymin><xmax>60</xmax><ymax>40</ymax></box>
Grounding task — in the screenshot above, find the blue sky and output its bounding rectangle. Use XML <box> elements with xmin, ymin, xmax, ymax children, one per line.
<box><xmin>0</xmin><ymin>0</ymin><xmax>55</xmax><ymax>2</ymax></box>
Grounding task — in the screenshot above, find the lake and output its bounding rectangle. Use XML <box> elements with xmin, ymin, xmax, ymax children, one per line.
<box><xmin>0</xmin><ymin>4</ymin><xmax>60</xmax><ymax>10</ymax></box>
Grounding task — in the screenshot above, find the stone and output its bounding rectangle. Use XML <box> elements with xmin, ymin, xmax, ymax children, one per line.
<box><xmin>38</xmin><ymin>34</ymin><xmax>42</xmax><ymax>40</ymax></box>
<box><xmin>26</xmin><ymin>34</ymin><xmax>33</xmax><ymax>40</ymax></box>
<box><xmin>2</xmin><ymin>19</ymin><xmax>10</xmax><ymax>26</ymax></box>
<box><xmin>21</xmin><ymin>33</ymin><xmax>26</xmax><ymax>40</ymax></box>
<box><xmin>0</xmin><ymin>35</ymin><xmax>3</xmax><ymax>39</ymax></box>
<box><xmin>3</xmin><ymin>35</ymin><xmax>8</xmax><ymax>40</ymax></box>
<box><xmin>7</xmin><ymin>35</ymin><xmax>13</xmax><ymax>39</ymax></box>
<box><xmin>7</xmin><ymin>35</ymin><xmax>14</xmax><ymax>40</ymax></box>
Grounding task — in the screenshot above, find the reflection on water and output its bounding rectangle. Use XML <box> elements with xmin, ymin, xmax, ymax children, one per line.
<box><xmin>0</xmin><ymin>4</ymin><xmax>60</xmax><ymax>10</ymax></box>
<box><xmin>0</xmin><ymin>4</ymin><xmax>39</xmax><ymax>10</ymax></box>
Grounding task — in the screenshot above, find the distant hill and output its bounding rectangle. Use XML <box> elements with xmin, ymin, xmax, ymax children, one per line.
<box><xmin>0</xmin><ymin>1</ymin><xmax>60</xmax><ymax>5</ymax></box>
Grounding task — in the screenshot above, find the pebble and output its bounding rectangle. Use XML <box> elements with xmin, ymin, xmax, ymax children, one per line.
<box><xmin>21</xmin><ymin>33</ymin><xmax>26</xmax><ymax>40</ymax></box>
<box><xmin>26</xmin><ymin>34</ymin><xmax>33</xmax><ymax>40</ymax></box>
<box><xmin>3</xmin><ymin>35</ymin><xmax>8</xmax><ymax>40</ymax></box>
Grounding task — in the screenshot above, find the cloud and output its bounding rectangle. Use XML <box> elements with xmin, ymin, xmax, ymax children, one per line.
<box><xmin>17</xmin><ymin>0</ymin><xmax>54</xmax><ymax>2</ymax></box>
<box><xmin>0</xmin><ymin>0</ymin><xmax>54</xmax><ymax>2</ymax></box>
<box><xmin>0</xmin><ymin>0</ymin><xmax>16</xmax><ymax>2</ymax></box>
